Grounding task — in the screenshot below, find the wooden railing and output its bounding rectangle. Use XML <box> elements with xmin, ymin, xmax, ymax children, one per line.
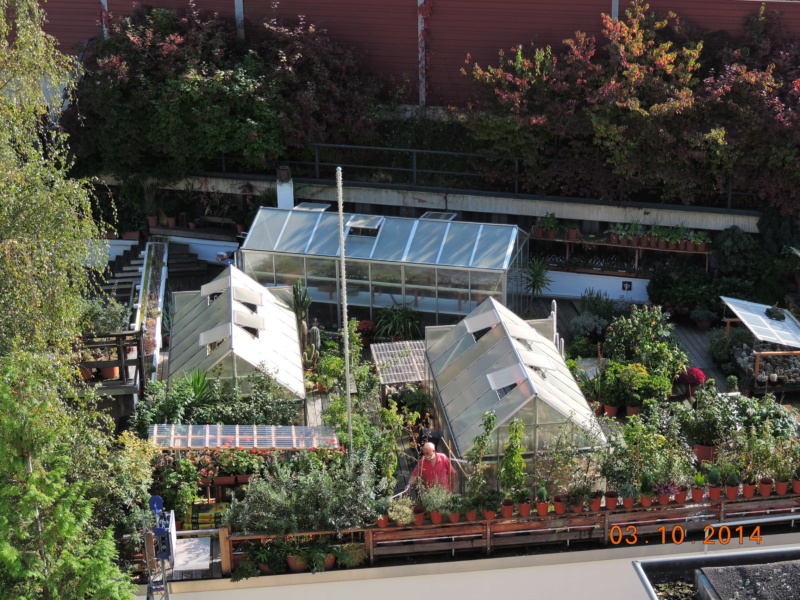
<box><xmin>217</xmin><ymin>493</ymin><xmax>800</xmax><ymax>576</ymax></box>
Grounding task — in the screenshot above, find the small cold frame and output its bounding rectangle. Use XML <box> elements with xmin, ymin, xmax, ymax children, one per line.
<box><xmin>148</xmin><ymin>424</ymin><xmax>339</xmax><ymax>450</ymax></box>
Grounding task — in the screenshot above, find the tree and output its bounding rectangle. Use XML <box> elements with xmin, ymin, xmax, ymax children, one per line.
<box><xmin>0</xmin><ymin>0</ymin><xmax>108</xmax><ymax>356</ymax></box>
<box><xmin>0</xmin><ymin>352</ymin><xmax>135</xmax><ymax>599</ymax></box>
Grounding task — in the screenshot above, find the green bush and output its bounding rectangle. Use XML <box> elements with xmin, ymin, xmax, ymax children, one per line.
<box><xmin>566</xmin><ymin>336</ymin><xmax>598</xmax><ymax>359</ymax></box>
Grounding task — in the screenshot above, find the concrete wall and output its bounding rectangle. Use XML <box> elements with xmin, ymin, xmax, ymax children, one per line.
<box><xmin>544</xmin><ymin>271</ymin><xmax>650</xmax><ymax>303</ymax></box>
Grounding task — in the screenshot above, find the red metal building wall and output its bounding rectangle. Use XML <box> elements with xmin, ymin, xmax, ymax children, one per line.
<box><xmin>40</xmin><ymin>0</ymin><xmax>800</xmax><ymax>107</ymax></box>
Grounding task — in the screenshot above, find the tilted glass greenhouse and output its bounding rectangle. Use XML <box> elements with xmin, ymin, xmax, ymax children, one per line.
<box><xmin>239</xmin><ymin>207</ymin><xmax>529</xmax><ymax>326</ymax></box>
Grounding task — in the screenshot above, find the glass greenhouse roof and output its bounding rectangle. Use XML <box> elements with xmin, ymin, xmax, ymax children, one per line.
<box><xmin>243</xmin><ymin>208</ymin><xmax>523</xmax><ymax>270</ymax></box>
<box><xmin>721</xmin><ymin>296</ymin><xmax>800</xmax><ymax>350</ymax></box>
<box><xmin>427</xmin><ymin>298</ymin><xmax>605</xmax><ymax>455</ymax></box>
<box><xmin>372</xmin><ymin>340</ymin><xmax>427</xmax><ymax>385</ymax></box>
<box><xmin>148</xmin><ymin>424</ymin><xmax>338</xmax><ymax>450</ymax></box>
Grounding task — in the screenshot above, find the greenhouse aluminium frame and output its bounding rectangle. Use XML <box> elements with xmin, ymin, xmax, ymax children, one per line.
<box><xmin>239</xmin><ymin>207</ymin><xmax>529</xmax><ymax>326</ymax></box>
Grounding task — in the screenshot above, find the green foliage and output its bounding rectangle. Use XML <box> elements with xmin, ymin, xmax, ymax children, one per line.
<box><xmin>497</xmin><ymin>419</ymin><xmax>527</xmax><ymax>493</ymax></box>
<box><xmin>387</xmin><ymin>496</ymin><xmax>414</xmax><ymax>525</ymax></box>
<box><xmin>0</xmin><ymin>352</ymin><xmax>135</xmax><ymax>599</ymax></box>
<box><xmin>374</xmin><ymin>303</ymin><xmax>422</xmax><ymax>341</ymax></box>
<box><xmin>707</xmin><ymin>327</ymin><xmax>754</xmax><ymax>364</ymax></box>
<box><xmin>524</xmin><ymin>258</ymin><xmax>553</xmax><ymax>296</ymax></box>
<box><xmin>63</xmin><ymin>4</ymin><xmax>379</xmax><ymax>182</ymax></box>
<box><xmin>604</xmin><ymin>304</ymin><xmax>688</xmax><ymax>379</ymax></box>
<box><xmin>581</xmin><ymin>288</ymin><xmax>616</xmax><ymax>321</ymax></box>
<box><xmin>420</xmin><ymin>485</ymin><xmax>451</xmax><ymax>514</ymax></box>
<box><xmin>465</xmin><ymin>411</ymin><xmax>497</xmax><ymax>500</ymax></box>
<box><xmin>569</xmin><ymin>313</ymin><xmax>608</xmax><ymax>342</ymax></box>
<box><xmin>712</xmin><ymin>226</ymin><xmax>763</xmax><ymax>274</ymax></box>
<box><xmin>79</xmin><ymin>296</ymin><xmax>131</xmax><ymax>335</ymax></box>
<box><xmin>566</xmin><ymin>336</ymin><xmax>598</xmax><ymax>360</ymax></box>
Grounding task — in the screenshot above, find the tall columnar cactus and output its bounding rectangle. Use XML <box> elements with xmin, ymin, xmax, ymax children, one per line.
<box><xmin>302</xmin><ymin>346</ymin><xmax>320</xmax><ymax>370</ymax></box>
<box><xmin>308</xmin><ymin>326</ymin><xmax>321</xmax><ymax>352</ymax></box>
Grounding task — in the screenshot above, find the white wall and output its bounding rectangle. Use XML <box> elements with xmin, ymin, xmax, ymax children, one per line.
<box><xmin>161</xmin><ymin>236</ymin><xmax>239</xmax><ymax>263</ymax></box>
<box><xmin>543</xmin><ymin>271</ymin><xmax>650</xmax><ymax>303</ymax></box>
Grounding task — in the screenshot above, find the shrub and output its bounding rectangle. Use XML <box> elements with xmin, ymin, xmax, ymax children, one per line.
<box><xmin>566</xmin><ymin>336</ymin><xmax>598</xmax><ymax>359</ymax></box>
<box><xmin>569</xmin><ymin>313</ymin><xmax>608</xmax><ymax>342</ymax></box>
<box><xmin>581</xmin><ymin>288</ymin><xmax>616</xmax><ymax>320</ymax></box>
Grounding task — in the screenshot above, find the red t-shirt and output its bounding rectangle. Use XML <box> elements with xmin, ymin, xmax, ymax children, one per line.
<box><xmin>413</xmin><ymin>453</ymin><xmax>456</xmax><ymax>491</ymax></box>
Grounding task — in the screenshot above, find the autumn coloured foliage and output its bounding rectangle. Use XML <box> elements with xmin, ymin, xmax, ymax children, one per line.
<box><xmin>466</xmin><ymin>1</ymin><xmax>800</xmax><ymax>214</ymax></box>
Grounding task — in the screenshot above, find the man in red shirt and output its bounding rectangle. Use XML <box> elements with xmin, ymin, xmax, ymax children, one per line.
<box><xmin>405</xmin><ymin>442</ymin><xmax>456</xmax><ymax>492</ymax></box>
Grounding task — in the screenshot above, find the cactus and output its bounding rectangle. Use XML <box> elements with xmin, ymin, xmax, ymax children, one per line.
<box><xmin>302</xmin><ymin>346</ymin><xmax>319</xmax><ymax>370</ymax></box>
<box><xmin>308</xmin><ymin>325</ymin><xmax>321</xmax><ymax>351</ymax></box>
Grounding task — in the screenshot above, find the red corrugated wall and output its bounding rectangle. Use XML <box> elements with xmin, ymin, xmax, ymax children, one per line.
<box><xmin>41</xmin><ymin>0</ymin><xmax>800</xmax><ymax>106</ymax></box>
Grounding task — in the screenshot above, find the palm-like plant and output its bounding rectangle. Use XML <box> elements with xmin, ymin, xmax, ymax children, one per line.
<box><xmin>524</xmin><ymin>258</ymin><xmax>553</xmax><ymax>297</ymax></box>
<box><xmin>374</xmin><ymin>303</ymin><xmax>422</xmax><ymax>340</ymax></box>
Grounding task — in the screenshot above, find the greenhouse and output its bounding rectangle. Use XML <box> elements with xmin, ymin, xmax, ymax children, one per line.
<box><xmin>167</xmin><ymin>266</ymin><xmax>305</xmax><ymax>398</ymax></box>
<box><xmin>426</xmin><ymin>298</ymin><xmax>605</xmax><ymax>457</ymax></box>
<box><xmin>239</xmin><ymin>207</ymin><xmax>529</xmax><ymax>325</ymax></box>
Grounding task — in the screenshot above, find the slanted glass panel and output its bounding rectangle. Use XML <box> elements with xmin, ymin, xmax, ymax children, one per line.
<box><xmin>345</xmin><ymin>235</ymin><xmax>376</xmax><ymax>258</ymax></box>
<box><xmin>472</xmin><ymin>290</ymin><xmax>502</xmax><ymax>307</ymax></box>
<box><xmin>346</xmin><ymin>260</ymin><xmax>369</xmax><ymax>281</ymax></box>
<box><xmin>275</xmin><ymin>211</ymin><xmax>320</xmax><ymax>253</ymax></box>
<box><xmin>372</xmin><ymin>219</ymin><xmax>416</xmax><ymax>261</ymax></box>
<box><xmin>472</xmin><ymin>226</ymin><xmax>514</xmax><ymax>269</ymax></box>
<box><xmin>345</xmin><ymin>282</ymin><xmax>371</xmax><ymax>307</ymax></box>
<box><xmin>451</xmin><ymin>389</ymin><xmax>501</xmax><ymax>440</ymax></box>
<box><xmin>274</xmin><ymin>255</ymin><xmax>304</xmax><ymax>286</ymax></box>
<box><xmin>306</xmin><ymin>258</ymin><xmax>336</xmax><ymax>279</ymax></box>
<box><xmin>373</xmin><ymin>284</ymin><xmax>403</xmax><ymax>307</ymax></box>
<box><xmin>244</xmin><ymin>209</ymin><xmax>289</xmax><ymax>251</ymax></box>
<box><xmin>471</xmin><ymin>271</ymin><xmax>503</xmax><ymax>292</ymax></box>
<box><xmin>371</xmin><ymin>262</ymin><xmax>402</xmax><ymax>285</ymax></box>
<box><xmin>404</xmin><ymin>286</ymin><xmax>436</xmax><ymax>313</ymax></box>
<box><xmin>534</xmin><ymin>423</ymin><xmax>566</xmax><ymax>450</ymax></box>
<box><xmin>405</xmin><ymin>220</ymin><xmax>448</xmax><ymax>264</ymax></box>
<box><xmin>439</xmin><ymin>222</ymin><xmax>478</xmax><ymax>267</ymax></box>
<box><xmin>306</xmin><ymin>213</ymin><xmax>342</xmax><ymax>256</ymax></box>
<box><xmin>242</xmin><ymin>252</ymin><xmax>274</xmax><ymax>286</ymax></box>
<box><xmin>347</xmin><ymin>214</ymin><xmax>383</xmax><ymax>228</ymax></box>
<box><xmin>405</xmin><ymin>266</ymin><xmax>435</xmax><ymax>287</ymax></box>
<box><xmin>537</xmin><ymin>400</ymin><xmax>566</xmax><ymax>424</ymax></box>
<box><xmin>429</xmin><ymin>333</ymin><xmax>475</xmax><ymax>373</ymax></box>
<box><xmin>307</xmin><ymin>278</ymin><xmax>337</xmax><ymax>303</ymax></box>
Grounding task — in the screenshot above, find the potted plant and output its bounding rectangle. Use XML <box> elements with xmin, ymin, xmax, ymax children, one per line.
<box><xmin>536</xmin><ymin>213</ymin><xmax>559</xmax><ymax>239</ymax></box>
<box><xmin>724</xmin><ymin>468</ymin><xmax>740</xmax><ymax>500</ymax></box>
<box><xmin>524</xmin><ymin>258</ymin><xmax>553</xmax><ymax>298</ymax></box>
<box><xmin>513</xmin><ymin>487</ymin><xmax>532</xmax><ymax>517</ymax></box>
<box><xmin>478</xmin><ymin>488</ymin><xmax>505</xmax><ymax>520</ymax></box>
<box><xmin>388</xmin><ymin>497</ymin><xmax>414</xmax><ymax>527</ymax></box>
<box><xmin>707</xmin><ymin>467</ymin><xmax>722</xmax><ymax>501</ymax></box>
<box><xmin>619</xmin><ymin>483</ymin><xmax>639</xmax><ymax>509</ymax></box>
<box><xmin>374</xmin><ymin>496</ymin><xmax>391</xmax><ymax>528</ymax></box>
<box><xmin>639</xmin><ymin>473</ymin><xmax>655</xmax><ymax>507</ymax></box>
<box><xmin>497</xmin><ymin>419</ymin><xmax>527</xmax><ymax>517</ymax></box>
<box><xmin>246</xmin><ymin>540</ymin><xmax>288</xmax><ymax>576</ymax></box>
<box><xmin>653</xmin><ymin>481</ymin><xmax>677</xmax><ymax>506</ymax></box>
<box><xmin>693</xmin><ymin>231</ymin><xmax>711</xmax><ymax>252</ymax></box>
<box><xmin>447</xmin><ymin>493</ymin><xmax>466</xmax><ymax>523</ymax></box>
<box><xmin>564</xmin><ymin>220</ymin><xmax>580</xmax><ymax>241</ymax></box>
<box><xmin>678</xmin><ymin>367</ymin><xmax>707</xmax><ymax>397</ymax></box>
<box><xmin>535</xmin><ymin>486</ymin><xmax>549</xmax><ymax>516</ymax></box>
<box><xmin>589</xmin><ymin>490</ymin><xmax>603</xmax><ymax>512</ymax></box>
<box><xmin>564</xmin><ymin>482</ymin><xmax>592</xmax><ymax>513</ymax></box>
<box><xmin>604</xmin><ymin>490</ymin><xmax>619</xmax><ymax>511</ymax></box>
<box><xmin>421</xmin><ymin>485</ymin><xmax>451</xmax><ymax>524</ymax></box>
<box><xmin>690</xmin><ymin>307</ymin><xmax>718</xmax><ymax>331</ymax></box>
<box><xmin>691</xmin><ymin>472</ymin><xmax>705</xmax><ymax>503</ymax></box>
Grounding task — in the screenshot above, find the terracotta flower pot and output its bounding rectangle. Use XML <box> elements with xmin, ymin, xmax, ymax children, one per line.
<box><xmin>696</xmin><ymin>242</ymin><xmax>707</xmax><ymax>252</ymax></box>
<box><xmin>430</xmin><ymin>511</ymin><xmax>443</xmax><ymax>524</ymax></box>
<box><xmin>146</xmin><ymin>215</ymin><xmax>158</xmax><ymax>228</ymax></box>
<box><xmin>622</xmin><ymin>496</ymin><xmax>636</xmax><ymax>509</ymax></box>
<box><xmin>448</xmin><ymin>512</ymin><xmax>461</xmax><ymax>523</ymax></box>
<box><xmin>589</xmin><ymin>497</ymin><xmax>602</xmax><ymax>512</ymax></box>
<box><xmin>657</xmin><ymin>494</ymin><xmax>670</xmax><ymax>506</ymax></box>
<box><xmin>567</xmin><ymin>228</ymin><xmax>579</xmax><ymax>241</ymax></box>
<box><xmin>760</xmin><ymin>478</ymin><xmax>774</xmax><ymax>497</ymax></box>
<box><xmin>604</xmin><ymin>404</ymin><xmax>619</xmax><ymax>417</ymax></box>
<box><xmin>742</xmin><ymin>483</ymin><xmax>756</xmax><ymax>498</ymax></box>
<box><xmin>501</xmin><ymin>499</ymin><xmax>514</xmax><ymax>518</ymax></box>
<box><xmin>536</xmin><ymin>501</ymin><xmax>549</xmax><ymax>516</ymax></box>
<box><xmin>413</xmin><ymin>506</ymin><xmax>425</xmax><ymax>526</ymax></box>
<box><xmin>257</xmin><ymin>563</ymin><xmax>272</xmax><ymax>575</ymax></box>
<box><xmin>166</xmin><ymin>217</ymin><xmax>177</xmax><ymax>227</ymax></box>
<box><xmin>675</xmin><ymin>486</ymin><xmax>688</xmax><ymax>504</ymax></box>
<box><xmin>376</xmin><ymin>515</ymin><xmax>389</xmax><ymax>528</ymax></box>
<box><xmin>570</xmin><ymin>503</ymin><xmax>584</xmax><ymax>514</ymax></box>
<box><xmin>685</xmin><ymin>240</ymin><xmax>696</xmax><ymax>251</ymax></box>
<box><xmin>657</xmin><ymin>240</ymin><xmax>668</xmax><ymax>250</ymax></box>
<box><xmin>626</xmin><ymin>406</ymin><xmax>641</xmax><ymax>416</ymax></box>
<box><xmin>553</xmin><ymin>496</ymin><xmax>566</xmax><ymax>514</ymax></box>
<box><xmin>605</xmin><ymin>491</ymin><xmax>619</xmax><ymax>511</ymax></box>
<box><xmin>725</xmin><ymin>485</ymin><xmax>739</xmax><ymax>500</ymax></box>
<box><xmin>287</xmin><ymin>555</ymin><xmax>307</xmax><ymax>573</ymax></box>
<box><xmin>640</xmin><ymin>495</ymin><xmax>653</xmax><ymax>507</ymax></box>
<box><xmin>776</xmin><ymin>480</ymin><xmax>790</xmax><ymax>495</ymax></box>
<box><xmin>534</xmin><ymin>226</ymin><xmax>544</xmax><ymax>238</ymax></box>
<box><xmin>188</xmin><ymin>222</ymin><xmax>197</xmax><ymax>230</ymax></box>
<box><xmin>708</xmin><ymin>486</ymin><xmax>722</xmax><ymax>501</ymax></box>
<box><xmin>465</xmin><ymin>510</ymin><xmax>478</xmax><ymax>522</ymax></box>
<box><xmin>518</xmin><ymin>501</ymin><xmax>532</xmax><ymax>517</ymax></box>
<box><xmin>793</xmin><ymin>479</ymin><xmax>800</xmax><ymax>494</ymax></box>
<box><xmin>482</xmin><ymin>509</ymin><xmax>496</xmax><ymax>520</ymax></box>
<box><xmin>678</xmin><ymin>239</ymin><xmax>687</xmax><ymax>251</ymax></box>
<box><xmin>545</xmin><ymin>229</ymin><xmax>556</xmax><ymax>240</ymax></box>
<box><xmin>325</xmin><ymin>555</ymin><xmax>336</xmax><ymax>571</ymax></box>
<box><xmin>100</xmin><ymin>366</ymin><xmax>119</xmax><ymax>380</ymax></box>
<box><xmin>80</xmin><ymin>366</ymin><xmax>93</xmax><ymax>381</ymax></box>
<box><xmin>691</xmin><ymin>487</ymin><xmax>704</xmax><ymax>503</ymax></box>
<box><xmin>693</xmin><ymin>444</ymin><xmax>716</xmax><ymax>463</ymax></box>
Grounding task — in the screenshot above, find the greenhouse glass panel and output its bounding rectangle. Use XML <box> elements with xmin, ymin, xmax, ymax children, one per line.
<box><xmin>437</xmin><ymin>290</ymin><xmax>470</xmax><ymax>315</ymax></box>
<box><xmin>344</xmin><ymin>282</ymin><xmax>371</xmax><ymax>307</ymax></box>
<box><xmin>371</xmin><ymin>262</ymin><xmax>402</xmax><ymax>285</ymax></box>
<box><xmin>346</xmin><ymin>260</ymin><xmax>369</xmax><ymax>281</ymax></box>
<box><xmin>306</xmin><ymin>213</ymin><xmax>342</xmax><ymax>256</ymax></box>
<box><xmin>404</xmin><ymin>286</ymin><xmax>437</xmax><ymax>313</ymax></box>
<box><xmin>439</xmin><ymin>222</ymin><xmax>479</xmax><ymax>267</ymax></box>
<box><xmin>371</xmin><ymin>219</ymin><xmax>416</xmax><ymax>261</ymax></box>
<box><xmin>472</xmin><ymin>290</ymin><xmax>502</xmax><ymax>306</ymax></box>
<box><xmin>472</xmin><ymin>226</ymin><xmax>515</xmax><ymax>269</ymax></box>
<box><xmin>149</xmin><ymin>424</ymin><xmax>338</xmax><ymax>450</ymax></box>
<box><xmin>405</xmin><ymin>266</ymin><xmax>436</xmax><ymax>287</ymax></box>
<box><xmin>450</xmin><ymin>388</ymin><xmax>499</xmax><ymax>437</ymax></box>
<box><xmin>306</xmin><ymin>258</ymin><xmax>337</xmax><ymax>279</ymax></box>
<box><xmin>345</xmin><ymin>235</ymin><xmax>375</xmax><ymax>258</ymax></box>
<box><xmin>438</xmin><ymin>268</ymin><xmax>469</xmax><ymax>291</ymax></box>
<box><xmin>471</xmin><ymin>271</ymin><xmax>504</xmax><ymax>292</ymax></box>
<box><xmin>246</xmin><ymin>210</ymin><xmax>289</xmax><ymax>251</ymax></box>
<box><xmin>429</xmin><ymin>333</ymin><xmax>475</xmax><ymax>373</ymax></box>
<box><xmin>406</xmin><ymin>220</ymin><xmax>448</xmax><ymax>264</ymax></box>
<box><xmin>535</xmin><ymin>423</ymin><xmax>568</xmax><ymax>449</ymax></box>
<box><xmin>538</xmin><ymin>400</ymin><xmax>567</xmax><ymax>424</ymax></box>
<box><xmin>243</xmin><ymin>252</ymin><xmax>274</xmax><ymax>285</ymax></box>
<box><xmin>372</xmin><ymin>284</ymin><xmax>404</xmax><ymax>307</ymax></box>
<box><xmin>274</xmin><ymin>255</ymin><xmax>304</xmax><ymax>285</ymax></box>
<box><xmin>307</xmin><ymin>278</ymin><xmax>338</xmax><ymax>303</ymax></box>
<box><xmin>275</xmin><ymin>211</ymin><xmax>321</xmax><ymax>253</ymax></box>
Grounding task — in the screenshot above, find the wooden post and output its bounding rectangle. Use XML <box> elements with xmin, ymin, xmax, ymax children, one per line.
<box><xmin>219</xmin><ymin>525</ymin><xmax>232</xmax><ymax>576</ymax></box>
<box><xmin>365</xmin><ymin>529</ymin><xmax>374</xmax><ymax>566</ymax></box>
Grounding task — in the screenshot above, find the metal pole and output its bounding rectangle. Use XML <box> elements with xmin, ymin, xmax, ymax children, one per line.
<box><xmin>337</xmin><ymin>167</ymin><xmax>353</xmax><ymax>450</ymax></box>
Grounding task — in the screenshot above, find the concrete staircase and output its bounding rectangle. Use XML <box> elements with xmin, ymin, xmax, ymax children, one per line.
<box><xmin>168</xmin><ymin>242</ymin><xmax>209</xmax><ymax>277</ymax></box>
<box><xmin>98</xmin><ymin>242</ymin><xmax>146</xmax><ymax>308</ymax></box>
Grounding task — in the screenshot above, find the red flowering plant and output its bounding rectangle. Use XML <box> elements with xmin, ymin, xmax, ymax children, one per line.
<box><xmin>217</xmin><ymin>448</ymin><xmax>267</xmax><ymax>476</ymax></box>
<box><xmin>678</xmin><ymin>367</ymin><xmax>706</xmax><ymax>388</ymax></box>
